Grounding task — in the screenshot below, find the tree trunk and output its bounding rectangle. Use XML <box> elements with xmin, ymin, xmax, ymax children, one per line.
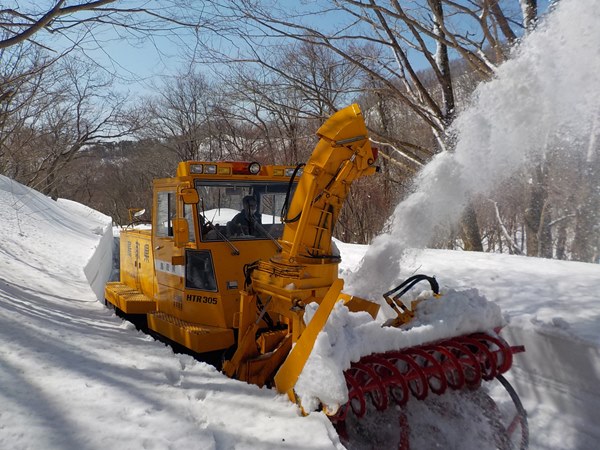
<box><xmin>525</xmin><ymin>162</ymin><xmax>552</xmax><ymax>257</ymax></box>
<box><xmin>572</xmin><ymin>207</ymin><xmax>596</xmax><ymax>262</ymax></box>
<box><xmin>429</xmin><ymin>0</ymin><xmax>454</xmax><ymax>127</ymax></box>
<box><xmin>571</xmin><ymin>131</ymin><xmax>599</xmax><ymax>262</ymax></box>
<box><xmin>461</xmin><ymin>203</ymin><xmax>483</xmax><ymax>251</ymax></box>
<box><xmin>555</xmin><ymin>220</ymin><xmax>567</xmax><ymax>260</ymax></box>
<box><xmin>520</xmin><ymin>0</ymin><xmax>538</xmax><ymax>32</ymax></box>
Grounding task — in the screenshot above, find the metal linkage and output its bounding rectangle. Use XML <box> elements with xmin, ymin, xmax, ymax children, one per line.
<box><xmin>330</xmin><ymin>332</ymin><xmax>524</xmax><ymax>423</ymax></box>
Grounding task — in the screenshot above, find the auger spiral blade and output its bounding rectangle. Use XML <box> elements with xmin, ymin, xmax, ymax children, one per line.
<box><xmin>330</xmin><ymin>332</ymin><xmax>528</xmax><ymax>450</ymax></box>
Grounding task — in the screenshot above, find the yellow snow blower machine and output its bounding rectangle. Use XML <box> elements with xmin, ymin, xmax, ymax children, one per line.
<box><xmin>105</xmin><ymin>104</ymin><xmax>527</xmax><ymax>449</ymax></box>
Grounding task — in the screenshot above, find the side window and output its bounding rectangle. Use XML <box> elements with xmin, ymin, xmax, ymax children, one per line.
<box><xmin>186</xmin><ymin>250</ymin><xmax>217</xmax><ymax>291</ymax></box>
<box><xmin>156</xmin><ymin>191</ymin><xmax>176</xmax><ymax>237</ymax></box>
<box><xmin>183</xmin><ymin>204</ymin><xmax>196</xmax><ymax>243</ymax></box>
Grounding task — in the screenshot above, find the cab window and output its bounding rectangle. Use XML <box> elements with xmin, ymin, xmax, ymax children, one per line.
<box><xmin>156</xmin><ymin>191</ymin><xmax>176</xmax><ymax>237</ymax></box>
<box><xmin>183</xmin><ymin>203</ymin><xmax>196</xmax><ymax>243</ymax></box>
<box><xmin>195</xmin><ymin>181</ymin><xmax>295</xmax><ymax>241</ymax></box>
<box><xmin>186</xmin><ymin>250</ymin><xmax>217</xmax><ymax>291</ymax></box>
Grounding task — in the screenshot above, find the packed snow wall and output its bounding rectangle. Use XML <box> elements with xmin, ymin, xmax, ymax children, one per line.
<box><xmin>0</xmin><ymin>175</ymin><xmax>113</xmax><ymax>302</ymax></box>
<box><xmin>83</xmin><ymin>223</ymin><xmax>114</xmax><ymax>301</ymax></box>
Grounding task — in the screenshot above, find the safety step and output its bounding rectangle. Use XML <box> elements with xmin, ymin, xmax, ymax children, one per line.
<box><xmin>147</xmin><ymin>312</ymin><xmax>234</xmax><ymax>353</ymax></box>
<box><xmin>104</xmin><ymin>282</ymin><xmax>156</xmax><ymax>314</ymax></box>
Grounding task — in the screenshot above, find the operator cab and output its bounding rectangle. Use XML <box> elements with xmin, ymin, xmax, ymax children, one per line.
<box><xmin>144</xmin><ymin>160</ymin><xmax>302</xmax><ymax>352</ymax></box>
<box><xmin>171</xmin><ymin>160</ymin><xmax>301</xmax><ymax>247</ymax></box>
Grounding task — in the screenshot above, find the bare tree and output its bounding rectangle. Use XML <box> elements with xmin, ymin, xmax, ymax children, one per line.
<box><xmin>219</xmin><ymin>42</ymin><xmax>361</xmax><ymax>163</ymax></box>
<box><xmin>0</xmin><ymin>1</ymin><xmax>224</xmax><ymax>140</ymax></box>
<box><xmin>211</xmin><ymin>0</ymin><xmax>536</xmax><ymax>247</ymax></box>
<box><xmin>2</xmin><ymin>57</ymin><xmax>137</xmax><ymax>199</ymax></box>
<box><xmin>0</xmin><ymin>1</ymin><xmax>214</xmax><ymax>51</ymax></box>
<box><xmin>219</xmin><ymin>0</ymin><xmax>532</xmax><ymax>147</ymax></box>
<box><xmin>0</xmin><ymin>1</ymin><xmax>232</xmax><ymax>201</ymax></box>
<box><xmin>142</xmin><ymin>71</ymin><xmax>220</xmax><ymax>161</ymax></box>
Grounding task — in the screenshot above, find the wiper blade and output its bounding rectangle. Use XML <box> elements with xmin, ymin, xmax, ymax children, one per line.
<box><xmin>254</xmin><ymin>220</ymin><xmax>282</xmax><ymax>252</ymax></box>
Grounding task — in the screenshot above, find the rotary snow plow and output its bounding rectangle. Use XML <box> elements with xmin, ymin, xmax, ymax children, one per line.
<box><xmin>105</xmin><ymin>104</ymin><xmax>527</xmax><ymax>448</ymax></box>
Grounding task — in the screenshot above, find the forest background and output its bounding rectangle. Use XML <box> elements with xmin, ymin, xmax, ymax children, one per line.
<box><xmin>1</xmin><ymin>0</ymin><xmax>597</xmax><ymax>263</ymax></box>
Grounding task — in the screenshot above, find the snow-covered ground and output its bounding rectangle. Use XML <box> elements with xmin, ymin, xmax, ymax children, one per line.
<box><xmin>2</xmin><ymin>173</ymin><xmax>600</xmax><ymax>450</ymax></box>
<box><xmin>2</xmin><ymin>1</ymin><xmax>599</xmax><ymax>448</ymax></box>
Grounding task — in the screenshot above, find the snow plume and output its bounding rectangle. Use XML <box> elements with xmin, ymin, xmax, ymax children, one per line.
<box><xmin>348</xmin><ymin>0</ymin><xmax>600</xmax><ymax>299</ymax></box>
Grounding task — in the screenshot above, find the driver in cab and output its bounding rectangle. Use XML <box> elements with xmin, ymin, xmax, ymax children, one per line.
<box><xmin>227</xmin><ymin>195</ymin><xmax>261</xmax><ymax>237</ymax></box>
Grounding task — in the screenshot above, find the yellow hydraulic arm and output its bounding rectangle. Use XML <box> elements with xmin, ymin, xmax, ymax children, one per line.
<box><xmin>279</xmin><ymin>103</ymin><xmax>378</xmax><ymax>263</ymax></box>
<box><xmin>223</xmin><ymin>104</ymin><xmax>380</xmax><ymax>404</ymax></box>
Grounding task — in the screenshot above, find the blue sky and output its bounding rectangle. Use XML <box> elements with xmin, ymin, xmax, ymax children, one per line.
<box><xmin>28</xmin><ymin>0</ymin><xmax>552</xmax><ymax>97</ymax></box>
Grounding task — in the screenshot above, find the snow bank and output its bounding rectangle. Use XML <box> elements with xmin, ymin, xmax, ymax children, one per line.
<box><xmin>61</xmin><ymin>199</ymin><xmax>114</xmax><ymax>301</ymax></box>
<box><xmin>339</xmin><ymin>241</ymin><xmax>600</xmax><ymax>448</ymax></box>
<box><xmin>0</xmin><ymin>176</ymin><xmax>112</xmax><ymax>291</ymax></box>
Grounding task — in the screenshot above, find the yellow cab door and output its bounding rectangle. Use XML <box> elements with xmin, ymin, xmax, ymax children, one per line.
<box><xmin>152</xmin><ymin>182</ymin><xmax>187</xmax><ymax>315</ymax></box>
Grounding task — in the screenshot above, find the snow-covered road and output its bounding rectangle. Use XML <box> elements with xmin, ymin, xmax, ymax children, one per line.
<box><xmin>2</xmin><ymin>173</ymin><xmax>600</xmax><ymax>449</ymax></box>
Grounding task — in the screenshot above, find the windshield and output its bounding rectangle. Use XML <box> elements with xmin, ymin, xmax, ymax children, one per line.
<box><xmin>195</xmin><ymin>180</ymin><xmax>295</xmax><ymax>241</ymax></box>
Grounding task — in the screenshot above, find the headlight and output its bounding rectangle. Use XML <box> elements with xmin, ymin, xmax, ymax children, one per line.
<box><xmin>204</xmin><ymin>164</ymin><xmax>217</xmax><ymax>174</ymax></box>
<box><xmin>249</xmin><ymin>162</ymin><xmax>261</xmax><ymax>174</ymax></box>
